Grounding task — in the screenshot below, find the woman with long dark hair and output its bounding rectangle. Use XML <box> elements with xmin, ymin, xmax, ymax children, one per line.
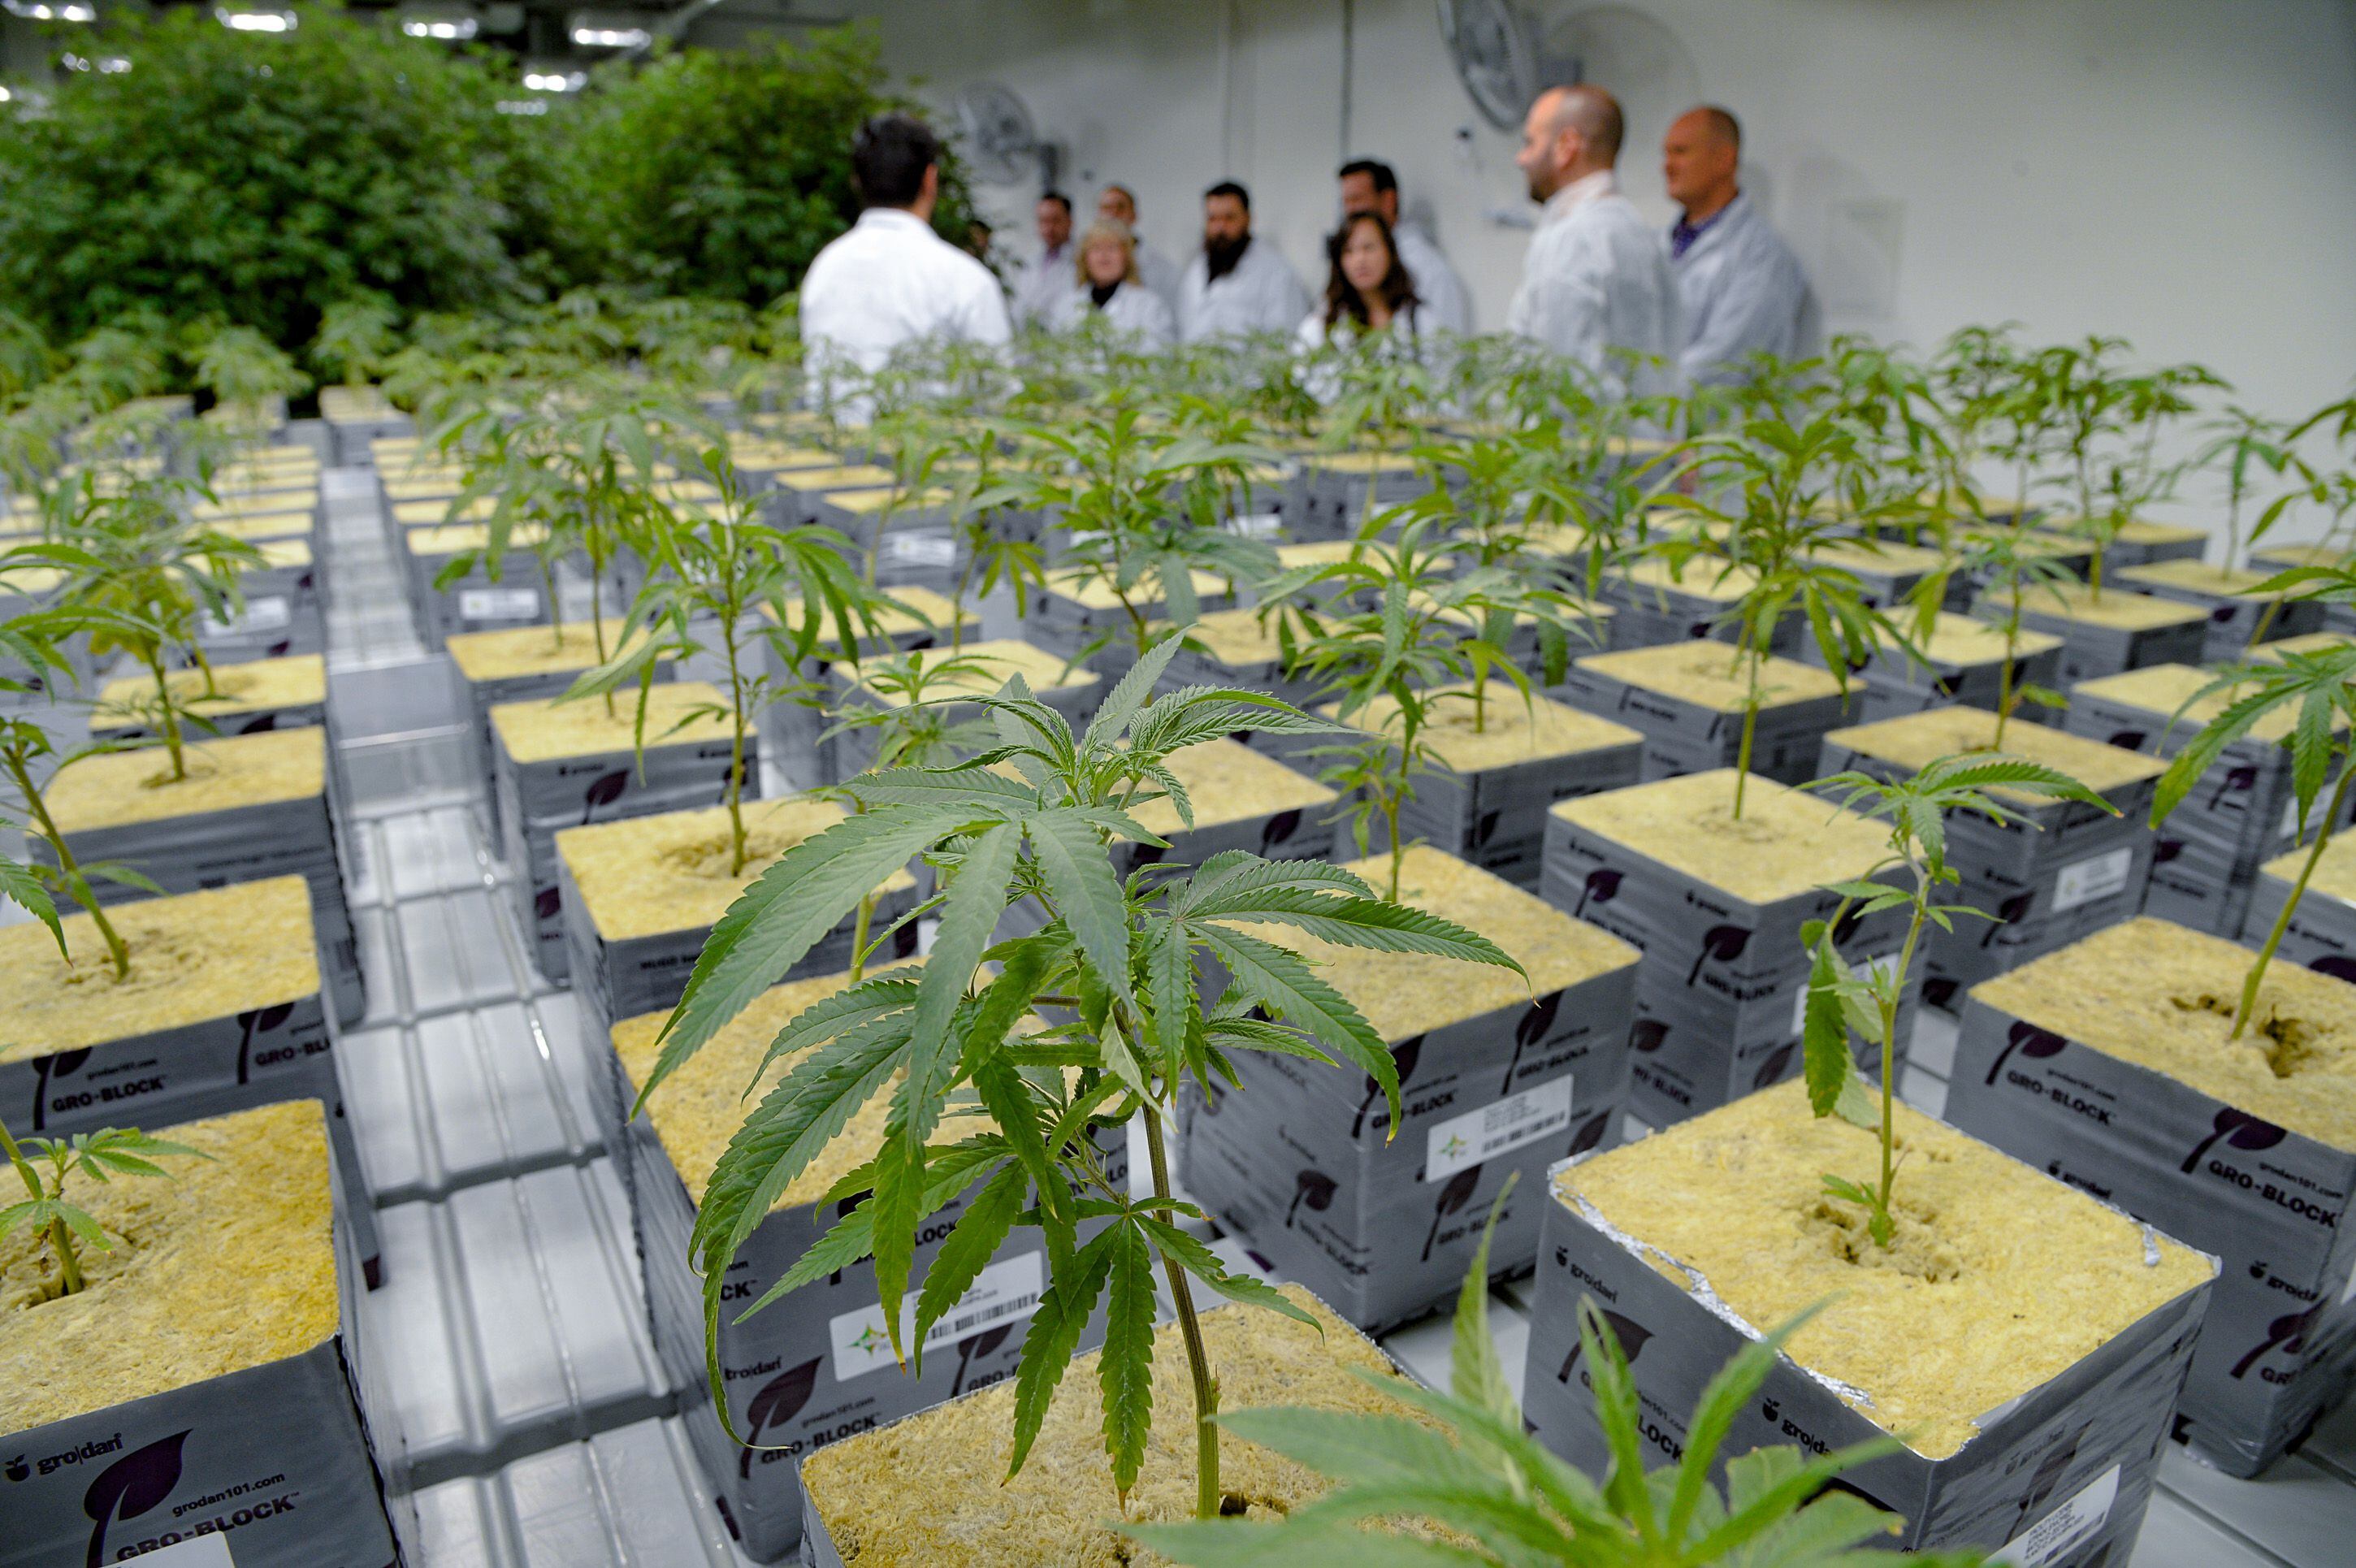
<box><xmin>1295</xmin><ymin>210</ymin><xmax>1432</xmax><ymax>349</ymax></box>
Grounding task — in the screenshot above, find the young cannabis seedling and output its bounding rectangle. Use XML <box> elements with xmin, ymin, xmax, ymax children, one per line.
<box><xmin>639</xmin><ymin>635</ymin><xmax>1522</xmax><ymax>1519</ymax></box>
<box><xmin>2150</xmin><ymin>594</ymin><xmax>2356</xmax><ymax>1039</ymax></box>
<box><xmin>1</xmin><ymin>1119</ymin><xmax>205</xmax><ymax>1299</ymax></box>
<box><xmin>1130</xmin><ymin>1180</ymin><xmax>1979</xmax><ymax>1566</ymax></box>
<box><xmin>1804</xmin><ymin>756</ymin><xmax>2110</xmax><ymax>1246</ymax></box>
<box><xmin>937</xmin><ymin>421</ymin><xmax>1046</xmax><ymax>650</ymax></box>
<box><xmin>310</xmin><ymin>294</ymin><xmax>402</xmax><ymax>390</ymax></box>
<box><xmin>1912</xmin><ymin>526</ymin><xmax>2080</xmax><ymax>750</ymax></box>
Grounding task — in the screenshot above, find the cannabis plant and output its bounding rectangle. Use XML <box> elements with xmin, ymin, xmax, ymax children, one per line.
<box><xmin>2025</xmin><ymin>339</ymin><xmax>2219</xmax><ymax>599</ymax></box>
<box><xmin>1930</xmin><ymin>323</ymin><xmax>2025</xmax><ymax>493</ymax></box>
<box><xmin>937</xmin><ymin>420</ymin><xmax>1046</xmax><ymax>649</ymax></box>
<box><xmin>1909</xmin><ymin>526</ymin><xmax>2079</xmax><ymax>750</ymax></box>
<box><xmin>1804</xmin><ymin>756</ymin><xmax>2109</xmax><ymax>1245</ymax></box>
<box><xmin>566</xmin><ymin>454</ymin><xmax>881</xmax><ymax>881</ymax></box>
<box><xmin>1132</xmin><ymin>1182</ymin><xmax>1980</xmax><ymax>1566</ymax></box>
<box><xmin>310</xmin><ymin>293</ymin><xmax>402</xmax><ymax>389</ymax></box>
<box><xmin>190</xmin><ymin>323</ymin><xmax>308</xmax><ymax>443</ymax></box>
<box><xmin>1</xmin><ymin>1119</ymin><xmax>203</xmax><ymax>1299</ymax></box>
<box><xmin>2150</xmin><ymin>598</ymin><xmax>2356</xmax><ymax>1039</ymax></box>
<box><xmin>639</xmin><ymin>635</ymin><xmax>1522</xmax><ymax>1518</ymax></box>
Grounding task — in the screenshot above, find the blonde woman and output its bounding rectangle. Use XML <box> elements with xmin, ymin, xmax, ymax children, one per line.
<box><xmin>1049</xmin><ymin>219</ymin><xmax>1176</xmax><ymax>349</ymax></box>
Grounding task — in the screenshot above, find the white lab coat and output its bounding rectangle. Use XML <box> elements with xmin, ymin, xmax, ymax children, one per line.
<box><xmin>1178</xmin><ymin>236</ymin><xmax>1313</xmax><ymax>343</ymax></box>
<box><xmin>799</xmin><ymin>207</ymin><xmax>1012</xmax><ymax>418</ymax></box>
<box><xmin>1050</xmin><ymin>279</ymin><xmax>1177</xmax><ymax>350</ymax></box>
<box><xmin>1670</xmin><ymin>193</ymin><xmax>1820</xmax><ymax>386</ymax></box>
<box><xmin>1505</xmin><ymin>171</ymin><xmax>1683</xmax><ymax>398</ymax></box>
<box><xmin>1293</xmin><ymin>302</ymin><xmax>1444</xmax><ymax>402</ymax></box>
<box><xmin>1134</xmin><ymin>241</ymin><xmax>1184</xmax><ymax>314</ymax></box>
<box><xmin>1011</xmin><ymin>241</ymin><xmax>1076</xmax><ymax>331</ymax></box>
<box><xmin>1392</xmin><ymin>222</ymin><xmax>1472</xmax><ymax>336</ymax></box>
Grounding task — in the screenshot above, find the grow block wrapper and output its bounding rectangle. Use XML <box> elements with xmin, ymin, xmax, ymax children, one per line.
<box><xmin>1113</xmin><ymin>737</ymin><xmax>1337</xmax><ymax>877</ymax></box>
<box><xmin>1805</xmin><ymin>536</ymin><xmax>1947</xmax><ymax>609</ymax></box>
<box><xmin>1542</xmin><ymin>769</ymin><xmax>1915</xmax><ymax>1126</ymax></box>
<box><xmin>609</xmin><ymin>972</ymin><xmax>1117</xmax><ymax>1563</ymax></box>
<box><xmin>1286</xmin><ymin>449</ymin><xmax>1429</xmax><ymax>539</ymax></box>
<box><xmin>2247</xmin><ymin>833</ymin><xmax>2356</xmax><ymax>982</ymax></box>
<box><xmin>491</xmin><ymin>681</ymin><xmax>745</xmax><ymax>983</ymax></box>
<box><xmin>799</xmin><ymin>1288</ymin><xmax>1413</xmax><ymax>1567</ymax></box>
<box><xmin>1313</xmin><ymin>681</ymin><xmax>1643</xmax><ymax>889</ymax></box>
<box><xmin>555</xmin><ymin>795</ymin><xmax>921</xmax><ymax>1076</ymax></box>
<box><xmin>190</xmin><ymin>539</ymin><xmax>325</xmax><ymax>666</ymax></box>
<box><xmin>1554</xmin><ymin>641</ymin><xmax>1851</xmax><ymax>787</ymax></box>
<box><xmin>2102</xmin><ymin>518</ymin><xmax>2213</xmax><ymax>570</ymax></box>
<box><xmin>448</xmin><ymin>618</ymin><xmax>671</xmax><ymax>838</ymax></box>
<box><xmin>1975</xmin><ymin>579</ymin><xmax>2206</xmax><ymax>687</ymax></box>
<box><xmin>2117</xmin><ymin>558</ymin><xmax>2326</xmax><ymax>665</ymax></box>
<box><xmin>0</xmin><ymin>877</ymin><xmax>383</xmax><ymax>1287</ymax></box>
<box><xmin>1024</xmin><ymin>566</ymin><xmax>1238</xmax><ymax>678</ymax></box>
<box><xmin>756</xmin><ymin>587</ymin><xmax>982</xmax><ymax>790</ymax></box>
<box><xmin>1601</xmin><ymin>555</ymin><xmax>1797</xmax><ymax>653</ymax></box>
<box><xmin>1180</xmin><ymin>846</ymin><xmax>1640</xmax><ymax>1332</ymax></box>
<box><xmin>1801</xmin><ymin>610</ymin><xmax>2064</xmax><ymax>728</ymax></box>
<box><xmin>89</xmin><ymin>654</ymin><xmax>328</xmax><ymax>742</ymax></box>
<box><xmin>1523</xmin><ymin>1082</ymin><xmax>2215</xmax><ymax>1566</ymax></box>
<box><xmin>35</xmin><ymin>726</ymin><xmax>365</xmax><ymax>1026</ymax></box>
<box><xmin>0</xmin><ymin>1102</ymin><xmax>400</xmax><ymax>1568</ymax></box>
<box><xmin>823</xmin><ymin>638</ymin><xmax>1101</xmax><ymax>783</ymax></box>
<box><xmin>402</xmin><ymin>521</ymin><xmax>551</xmax><ymax>648</ymax></box>
<box><xmin>812</xmin><ymin>484</ymin><xmax>963</xmax><ymax>591</ymax></box>
<box><xmin>1818</xmin><ymin>705</ymin><xmax>2164</xmax><ymax>1003</ymax></box>
<box><xmin>2069</xmin><ymin>663</ymin><xmax>2312</xmax><ymax>937</ymax></box>
<box><xmin>1947</xmin><ymin>918</ymin><xmax>2356</xmax><ymax>1475</ymax></box>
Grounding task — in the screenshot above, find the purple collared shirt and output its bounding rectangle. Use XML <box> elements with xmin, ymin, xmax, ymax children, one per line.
<box><xmin>1670</xmin><ymin>204</ymin><xmax>1731</xmax><ymax>261</ymax></box>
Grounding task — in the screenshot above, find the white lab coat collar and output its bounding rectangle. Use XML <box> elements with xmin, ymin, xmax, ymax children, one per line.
<box><xmin>854</xmin><ymin>206</ymin><xmax>932</xmax><ymax>236</ymax></box>
<box><xmin>1537</xmin><ymin>169</ymin><xmax>1620</xmax><ymax>230</ymax></box>
<box><xmin>1674</xmin><ymin>192</ymin><xmax>1750</xmax><ymax>253</ymax></box>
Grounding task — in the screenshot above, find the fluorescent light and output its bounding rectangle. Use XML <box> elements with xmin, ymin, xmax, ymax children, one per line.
<box><xmin>3</xmin><ymin>2</ymin><xmax>97</xmax><ymax>20</ymax></box>
<box><xmin>95</xmin><ymin>54</ymin><xmax>128</xmax><ymax>71</ymax></box>
<box><xmin>215</xmin><ymin>7</ymin><xmax>297</xmax><ymax>32</ymax></box>
<box><xmin>570</xmin><ymin>24</ymin><xmax>647</xmax><ymax>47</ymax></box>
<box><xmin>402</xmin><ymin>18</ymin><xmax>477</xmax><ymax>39</ymax></box>
<box><xmin>522</xmin><ymin>67</ymin><xmax>586</xmax><ymax>93</ymax></box>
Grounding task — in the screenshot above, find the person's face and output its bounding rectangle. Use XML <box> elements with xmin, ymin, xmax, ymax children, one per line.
<box><xmin>1083</xmin><ymin>236</ymin><xmax>1128</xmax><ymax>287</ymax></box>
<box><xmin>1516</xmin><ymin>93</ymin><xmax>1574</xmax><ymax>202</ymax></box>
<box><xmin>1662</xmin><ymin>114</ymin><xmax>1736</xmax><ymax>209</ymax></box>
<box><xmin>1203</xmin><ymin>193</ymin><xmax>1249</xmax><ymax>248</ymax></box>
<box><xmin>1098</xmin><ymin>188</ymin><xmax>1136</xmax><ymax>226</ymax></box>
<box><xmin>1037</xmin><ymin>199</ymin><xmax>1072</xmax><ymax>251</ymax></box>
<box><xmin>1338</xmin><ymin>171</ymin><xmax>1392</xmax><ymax>223</ymax></box>
<box><xmin>1339</xmin><ymin>222</ymin><xmax>1391</xmax><ymax>297</ymax></box>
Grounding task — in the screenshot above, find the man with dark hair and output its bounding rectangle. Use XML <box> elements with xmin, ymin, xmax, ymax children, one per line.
<box><xmin>1178</xmin><ymin>180</ymin><xmax>1310</xmax><ymax>343</ymax></box>
<box><xmin>799</xmin><ymin>111</ymin><xmax>1010</xmax><ymax>417</ymax></box>
<box><xmin>1097</xmin><ymin>183</ymin><xmax>1182</xmax><ymax>312</ymax></box>
<box><xmin>1506</xmin><ymin>84</ymin><xmax>1680</xmax><ymax>396</ymax></box>
<box><xmin>1661</xmin><ymin>105</ymin><xmax>1817</xmax><ymax>385</ymax></box>
<box><xmin>1338</xmin><ymin>158</ymin><xmax>1470</xmax><ymax>334</ymax></box>
<box><xmin>1012</xmin><ymin>190</ymin><xmax>1076</xmax><ymax>329</ymax></box>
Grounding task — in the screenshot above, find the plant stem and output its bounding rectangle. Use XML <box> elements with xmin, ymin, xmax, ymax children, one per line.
<box><xmin>147</xmin><ymin>656</ymin><xmax>187</xmax><ymax>782</ymax></box>
<box><xmin>2237</xmin><ymin>762</ymin><xmax>2356</xmax><ymax>1040</ymax></box>
<box><xmin>6</xmin><ymin>751</ymin><xmax>130</xmax><ymax>980</ymax></box>
<box><xmin>1993</xmin><ymin>561</ymin><xmax>2024</xmax><ymax>751</ymax></box>
<box><xmin>540</xmin><ymin>555</ymin><xmax>565</xmax><ymax>651</ymax></box>
<box><xmin>1874</xmin><ymin>889</ymin><xmax>1931</xmax><ymax>1237</ymax></box>
<box><xmin>722</xmin><ymin>625</ymin><xmax>750</xmax><ymax>878</ymax></box>
<box><xmin>849</xmin><ymin>892</ymin><xmax>875</xmax><ymax>982</ymax></box>
<box><xmin>0</xmin><ymin>1119</ymin><xmax>82</xmax><ymax>1294</ymax></box>
<box><xmin>1142</xmin><ymin>1105</ymin><xmax>1221</xmax><ymax>1520</ymax></box>
<box><xmin>1731</xmin><ymin>629</ymin><xmax>1762</xmax><ymax>821</ymax></box>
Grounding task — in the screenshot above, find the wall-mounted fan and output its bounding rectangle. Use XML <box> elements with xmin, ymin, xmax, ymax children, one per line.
<box><xmin>1437</xmin><ymin>0</ymin><xmax>1541</xmax><ymax>132</ymax></box>
<box><xmin>952</xmin><ymin>81</ymin><xmax>1061</xmax><ymax>191</ymax></box>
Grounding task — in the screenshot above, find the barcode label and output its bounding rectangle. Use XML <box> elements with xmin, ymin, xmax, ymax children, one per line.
<box><xmin>829</xmin><ymin>1252</ymin><xmax>1045</xmax><ymax>1381</ymax></box>
<box><xmin>886</xmin><ymin>533</ymin><xmax>957</xmax><ymax>566</ymax></box>
<box><xmin>201</xmin><ymin>595</ymin><xmax>291</xmax><ymax>635</ymax></box>
<box><xmin>1994</xmin><ymin>1463</ymin><xmax>2117</xmax><ymax>1566</ymax></box>
<box><xmin>1425</xmin><ymin>1075</ymin><xmax>1573</xmax><ymax>1182</ymax></box>
<box><xmin>460</xmin><ymin>587</ymin><xmax>540</xmax><ymax>622</ymax></box>
<box><xmin>144</xmin><ymin>1537</ymin><xmax>238</xmax><ymax>1567</ymax></box>
<box><xmin>1226</xmin><ymin>511</ymin><xmax>1284</xmax><ymax>540</ymax></box>
<box><xmin>2052</xmin><ymin>847</ymin><xmax>2134</xmax><ymax>913</ymax></box>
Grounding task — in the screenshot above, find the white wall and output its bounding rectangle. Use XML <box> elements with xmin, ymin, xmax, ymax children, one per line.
<box><xmin>820</xmin><ymin>0</ymin><xmax>2356</xmax><ymax>434</ymax></box>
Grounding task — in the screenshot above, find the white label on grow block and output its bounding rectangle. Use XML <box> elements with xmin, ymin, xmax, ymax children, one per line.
<box><xmin>1426</xmin><ymin>1075</ymin><xmax>1573</xmax><ymax>1183</ymax></box>
<box><xmin>461</xmin><ymin>587</ymin><xmax>541</xmax><ymax>622</ymax></box>
<box><xmin>1993</xmin><ymin>1462</ymin><xmax>2118</xmax><ymax>1567</ymax></box>
<box><xmin>201</xmin><ymin>596</ymin><xmax>291</xmax><ymax>636</ymax></box>
<box><xmin>1226</xmin><ymin>511</ymin><xmax>1284</xmax><ymax>540</ymax></box>
<box><xmin>886</xmin><ymin>533</ymin><xmax>957</xmax><ymax>566</ymax></box>
<box><xmin>144</xmin><ymin>1537</ymin><xmax>238</xmax><ymax>1566</ymax></box>
<box><xmin>829</xmin><ymin>1252</ymin><xmax>1044</xmax><ymax>1381</ymax></box>
<box><xmin>2051</xmin><ymin>847</ymin><xmax>2134</xmax><ymax>913</ymax></box>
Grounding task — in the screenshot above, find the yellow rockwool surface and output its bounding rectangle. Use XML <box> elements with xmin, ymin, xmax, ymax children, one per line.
<box><xmin>45</xmin><ymin>726</ymin><xmax>324</xmax><ymax>833</ymax></box>
<box><xmin>2256</xmin><ymin>631</ymin><xmax>2356</xmax><ymax>661</ymax></box>
<box><xmin>1824</xmin><ymin>704</ymin><xmax>2164</xmax><ymax>797</ymax></box>
<box><xmin>1551</xmin><ymin>769</ymin><xmax>1893</xmax><ymax>907</ymax></box>
<box><xmin>560</xmin><ymin>799</ymin><xmax>915</xmax><ymax>942</ymax></box>
<box><xmin>775</xmin><ymin>464</ymin><xmax>896</xmax><ymax>492</ymax></box>
<box><xmin>1327</xmin><ymin>681</ymin><xmax>1644</xmax><ymax>773</ymax></box>
<box><xmin>1048</xmin><ymin>568</ymin><xmax>1234</xmax><ymax>612</ymax></box>
<box><xmin>1</xmin><ymin>1101</ymin><xmax>340</xmax><ymax>1436</ymax></box>
<box><xmin>0</xmin><ymin>877</ymin><xmax>319</xmax><ymax>1062</ymax></box>
<box><xmin>405</xmin><ymin>521</ymin><xmax>548</xmax><ymax>557</ymax></box>
<box><xmin>1998</xmin><ymin>580</ymin><xmax>2207</xmax><ymax>631</ymax></box>
<box><xmin>1576</xmin><ymin>641</ymin><xmax>1846</xmax><ymax>713</ymax></box>
<box><xmin>2119</xmin><ymin>560</ymin><xmax>2280</xmax><ymax>600</ymax></box>
<box><xmin>1260</xmin><ymin>847</ymin><xmax>1638</xmax><ymax>1039</ymax></box>
<box><xmin>447</xmin><ymin>620</ymin><xmax>639</xmax><ymax>683</ymax></box>
<box><xmin>94</xmin><ymin>655</ymin><xmax>326</xmax><ymax>725</ymax></box>
<box><xmin>768</xmin><ymin>587</ymin><xmax>978</xmax><ymax>652</ymax></box>
<box><xmin>1561</xmin><ymin>1081</ymin><xmax>2214</xmax><ymax>1460</ymax></box>
<box><xmin>2250</xmin><ymin>543</ymin><xmax>2350</xmax><ymax>571</ymax></box>
<box><xmin>826</xmin><ymin>486</ymin><xmax>953</xmax><ymax>514</ymax></box>
<box><xmin>1176</xmin><ymin>609</ymin><xmax>1285</xmax><ymax>669</ymax></box>
<box><xmin>1974</xmin><ymin>918</ymin><xmax>2356</xmax><ymax>1151</ymax></box>
<box><xmin>1617</xmin><ymin>554</ymin><xmax>1755</xmax><ymax>602</ymax></box>
<box><xmin>1808</xmin><ymin>539</ymin><xmax>1949</xmax><ymax>578</ymax></box>
<box><xmin>836</xmin><ymin>639</ymin><xmax>1097</xmax><ymax>705</ymax></box>
<box><xmin>1898</xmin><ymin>610</ymin><xmax>2063</xmax><ymax>669</ymax></box>
<box><xmin>1127</xmin><ymin>739</ymin><xmax>1335</xmax><ymax>839</ymax></box>
<box><xmin>392</xmin><ymin>497</ymin><xmax>500</xmax><ymax>528</ymax></box>
<box><xmin>801</xmin><ymin>1289</ymin><xmax>1420</xmax><ymax>1566</ymax></box>
<box><xmin>2075</xmin><ymin>665</ymin><xmax>2307</xmax><ymax>743</ymax></box>
<box><xmin>491</xmin><ymin>680</ymin><xmax>730</xmax><ymax>765</ymax></box>
<box><xmin>2269</xmin><ymin>831</ymin><xmax>2356</xmax><ymax>904</ymax></box>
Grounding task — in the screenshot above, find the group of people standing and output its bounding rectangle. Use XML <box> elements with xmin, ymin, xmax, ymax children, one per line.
<box><xmin>799</xmin><ymin>85</ymin><xmax>1817</xmax><ymax>408</ymax></box>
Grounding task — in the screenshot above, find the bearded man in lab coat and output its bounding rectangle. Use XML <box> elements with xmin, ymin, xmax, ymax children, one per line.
<box><xmin>1663</xmin><ymin>106</ymin><xmax>1818</xmax><ymax>386</ymax></box>
<box><xmin>1337</xmin><ymin>158</ymin><xmax>1470</xmax><ymax>335</ymax></box>
<box><xmin>1505</xmin><ymin>85</ymin><xmax>1681</xmax><ymax>397</ymax></box>
<box><xmin>1098</xmin><ymin>184</ymin><xmax>1183</xmax><ymax>313</ymax></box>
<box><xmin>1179</xmin><ymin>180</ymin><xmax>1312</xmax><ymax>343</ymax></box>
<box><xmin>799</xmin><ymin>113</ymin><xmax>1011</xmax><ymax>418</ymax></box>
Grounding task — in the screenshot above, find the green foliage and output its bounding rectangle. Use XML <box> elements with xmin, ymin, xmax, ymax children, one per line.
<box><xmin>640</xmin><ymin>635</ymin><xmax>1521</xmax><ymax>1516</ymax></box>
<box><xmin>1130</xmin><ymin>1184</ymin><xmax>1981</xmax><ymax>1567</ymax></box>
<box><xmin>0</xmin><ymin>1121</ymin><xmax>206</xmax><ymax>1300</ymax></box>
<box><xmin>1804</xmin><ymin>757</ymin><xmax>2111</xmax><ymax>1245</ymax></box>
<box><xmin>310</xmin><ymin>294</ymin><xmax>402</xmax><ymax>388</ymax></box>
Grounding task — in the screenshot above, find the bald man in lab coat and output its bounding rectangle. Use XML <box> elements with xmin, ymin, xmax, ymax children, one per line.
<box><xmin>1505</xmin><ymin>84</ymin><xmax>1681</xmax><ymax>398</ymax></box>
<box><xmin>1662</xmin><ymin>106</ymin><xmax>1819</xmax><ymax>385</ymax></box>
